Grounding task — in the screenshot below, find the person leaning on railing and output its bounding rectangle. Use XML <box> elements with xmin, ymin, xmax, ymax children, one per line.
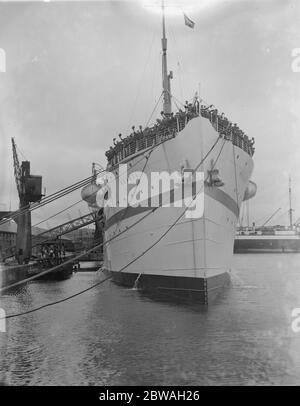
<box><xmin>136</xmin><ymin>129</ymin><xmax>144</xmax><ymax>151</ymax></box>
<box><xmin>129</xmin><ymin>134</ymin><xmax>136</xmax><ymax>154</ymax></box>
<box><xmin>105</xmin><ymin>146</ymin><xmax>114</xmax><ymax>162</ymax></box>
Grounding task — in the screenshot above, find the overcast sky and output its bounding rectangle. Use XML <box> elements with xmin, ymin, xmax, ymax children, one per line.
<box><xmin>0</xmin><ymin>0</ymin><xmax>299</xmax><ymax>228</ymax></box>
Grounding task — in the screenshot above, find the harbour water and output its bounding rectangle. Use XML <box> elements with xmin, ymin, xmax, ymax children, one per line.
<box><xmin>1</xmin><ymin>254</ymin><xmax>300</xmax><ymax>386</ymax></box>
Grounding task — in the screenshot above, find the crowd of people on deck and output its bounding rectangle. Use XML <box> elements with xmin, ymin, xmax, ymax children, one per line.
<box><xmin>105</xmin><ymin>100</ymin><xmax>255</xmax><ymax>166</ymax></box>
<box><xmin>40</xmin><ymin>242</ymin><xmax>66</xmax><ymax>263</ymax></box>
<box><xmin>199</xmin><ymin>104</ymin><xmax>255</xmax><ymax>155</ymax></box>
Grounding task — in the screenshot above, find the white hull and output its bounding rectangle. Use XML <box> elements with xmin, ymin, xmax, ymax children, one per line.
<box><xmin>102</xmin><ymin>115</ymin><xmax>254</xmax><ymax>302</ymax></box>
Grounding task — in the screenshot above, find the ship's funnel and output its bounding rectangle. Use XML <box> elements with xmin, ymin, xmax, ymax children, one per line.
<box><xmin>243</xmin><ymin>180</ymin><xmax>257</xmax><ymax>201</ymax></box>
<box><xmin>81</xmin><ymin>183</ymin><xmax>101</xmax><ymax>210</ymax></box>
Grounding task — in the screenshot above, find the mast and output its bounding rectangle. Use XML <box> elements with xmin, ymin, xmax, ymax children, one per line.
<box><xmin>161</xmin><ymin>0</ymin><xmax>172</xmax><ymax>115</ymax></box>
<box><xmin>289</xmin><ymin>176</ymin><xmax>293</xmax><ymax>228</ymax></box>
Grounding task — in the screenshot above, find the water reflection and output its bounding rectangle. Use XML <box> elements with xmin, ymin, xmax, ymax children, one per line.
<box><xmin>0</xmin><ymin>255</ymin><xmax>300</xmax><ymax>385</ymax></box>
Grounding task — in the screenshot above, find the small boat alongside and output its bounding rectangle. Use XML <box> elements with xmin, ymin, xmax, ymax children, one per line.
<box><xmin>30</xmin><ymin>258</ymin><xmax>74</xmax><ymax>281</ymax></box>
<box><xmin>28</xmin><ymin>241</ymin><xmax>76</xmax><ymax>281</ymax></box>
<box><xmin>76</xmin><ymin>261</ymin><xmax>103</xmax><ymax>272</ymax></box>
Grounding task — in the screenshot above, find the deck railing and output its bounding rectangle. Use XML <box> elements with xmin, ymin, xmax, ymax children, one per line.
<box><xmin>106</xmin><ymin>107</ymin><xmax>255</xmax><ymax>167</ymax></box>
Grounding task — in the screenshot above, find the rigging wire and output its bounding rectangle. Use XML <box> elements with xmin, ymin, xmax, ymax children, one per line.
<box><xmin>40</xmin><ymin>87</ymin><xmax>208</xmax><ymax>238</ymax></box>
<box><xmin>2</xmin><ymin>68</ymin><xmax>229</xmax><ymax>289</ymax></box>
<box><xmin>37</xmin><ymin>91</ymin><xmax>173</xmax><ymax>238</ymax></box>
<box><xmin>127</xmin><ymin>32</ymin><xmax>156</xmax><ymax>129</ymax></box>
<box><xmin>3</xmin><ymin>89</ymin><xmax>223</xmax><ymax>263</ymax></box>
<box><xmin>2</xmin><ymin>132</ymin><xmax>185</xmax><ymax>260</ymax></box>
<box><xmin>1</xmin><ymin>135</ymin><xmax>225</xmax><ymax>319</ymax></box>
<box><xmin>2</xmin><ymin>89</ymin><xmax>168</xmax><ymax>231</ymax></box>
<box><xmin>32</xmin><ymin>199</ymin><xmax>84</xmax><ymax>228</ymax></box>
<box><xmin>169</xmin><ymin>24</ymin><xmax>184</xmax><ymax>102</ymax></box>
<box><xmin>3</xmin><ymin>81</ymin><xmax>206</xmax><ymax>231</ymax></box>
<box><xmin>270</xmin><ymin>209</ymin><xmax>288</xmax><ymax>225</ymax></box>
<box><xmin>0</xmin><ymin>172</ymin><xmax>102</xmax><ymax>226</ymax></box>
<box><xmin>33</xmin><ymin>128</ymin><xmax>170</xmax><ymax>226</ymax></box>
<box><xmin>150</xmin><ymin>49</ymin><xmax>160</xmax><ymax>108</ymax></box>
<box><xmin>2</xmin><ymin>276</ymin><xmax>113</xmax><ymax>319</ymax></box>
<box><xmin>144</xmin><ymin>92</ymin><xmax>163</xmax><ymax>128</ymax></box>
<box><xmin>0</xmin><ymin>208</ymin><xmax>157</xmax><ymax>294</ymax></box>
<box><xmin>239</xmin><ymin>201</ymin><xmax>245</xmax><ymax>227</ymax></box>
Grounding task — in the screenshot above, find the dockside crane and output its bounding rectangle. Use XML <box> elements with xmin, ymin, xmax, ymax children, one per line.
<box><xmin>12</xmin><ymin>138</ymin><xmax>42</xmax><ymax>264</ymax></box>
<box><xmin>3</xmin><ymin>155</ymin><xmax>104</xmax><ymax>262</ymax></box>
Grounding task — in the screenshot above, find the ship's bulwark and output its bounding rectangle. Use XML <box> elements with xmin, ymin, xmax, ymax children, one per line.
<box><xmin>103</xmin><ymin>116</ymin><xmax>254</xmax><ymax>304</ymax></box>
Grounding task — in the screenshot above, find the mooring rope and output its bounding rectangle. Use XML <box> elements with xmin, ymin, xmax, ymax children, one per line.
<box><xmin>1</xmin><ymin>135</ymin><xmax>226</xmax><ymax>320</ymax></box>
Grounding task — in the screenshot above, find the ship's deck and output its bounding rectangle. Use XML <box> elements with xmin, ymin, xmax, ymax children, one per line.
<box><xmin>106</xmin><ymin>104</ymin><xmax>255</xmax><ymax>168</ymax></box>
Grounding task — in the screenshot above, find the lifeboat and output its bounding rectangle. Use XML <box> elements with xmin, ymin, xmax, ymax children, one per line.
<box><xmin>243</xmin><ymin>180</ymin><xmax>257</xmax><ymax>201</ymax></box>
<box><xmin>81</xmin><ymin>183</ymin><xmax>101</xmax><ymax>210</ymax></box>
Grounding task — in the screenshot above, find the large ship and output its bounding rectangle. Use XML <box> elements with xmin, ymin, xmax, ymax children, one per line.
<box><xmin>234</xmin><ymin>226</ymin><xmax>300</xmax><ymax>253</ymax></box>
<box><xmin>82</xmin><ymin>1</ymin><xmax>256</xmax><ymax>303</ymax></box>
<box><xmin>234</xmin><ymin>178</ymin><xmax>299</xmax><ymax>253</ymax></box>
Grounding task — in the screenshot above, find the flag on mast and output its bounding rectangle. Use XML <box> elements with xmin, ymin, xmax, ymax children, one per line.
<box><xmin>184</xmin><ymin>13</ymin><xmax>195</xmax><ymax>29</ymax></box>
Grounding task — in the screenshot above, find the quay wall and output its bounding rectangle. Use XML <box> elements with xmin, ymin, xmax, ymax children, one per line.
<box><xmin>0</xmin><ymin>263</ymin><xmax>35</xmax><ymax>289</ymax></box>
